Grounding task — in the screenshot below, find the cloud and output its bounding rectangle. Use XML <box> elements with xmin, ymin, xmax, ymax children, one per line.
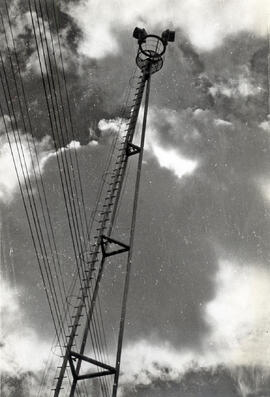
<box><xmin>232</xmin><ymin>366</ymin><xmax>270</xmax><ymax>397</ymax></box>
<box><xmin>98</xmin><ymin>117</ymin><xmax>125</xmax><ymax>136</ymax></box>
<box><xmin>98</xmin><ymin>110</ymin><xmax>198</xmax><ymax>179</ymax></box>
<box><xmin>209</xmin><ymin>68</ymin><xmax>263</xmax><ymax>98</ymax></box>
<box><xmin>48</xmin><ymin>139</ymin><xmax>82</xmax><ymax>156</ymax></box>
<box><xmin>67</xmin><ymin>0</ymin><xmax>270</xmax><ymax>59</ymax></box>
<box><xmin>118</xmin><ymin>259</ymin><xmax>270</xmax><ymax>395</ymax></box>
<box><xmin>0</xmin><ymin>117</ymin><xmax>92</xmax><ymax>205</ymax></box>
<box><xmin>214</xmin><ymin>118</ymin><xmax>233</xmax><ymax>127</ymax></box>
<box><xmin>150</xmin><ymin>145</ymin><xmax>197</xmax><ymax>178</ymax></box>
<box><xmin>1</xmin><ymin>1</ymin><xmax>75</xmax><ymax>76</ymax></box>
<box><xmin>119</xmin><ymin>340</ymin><xmax>200</xmax><ymax>391</ymax></box>
<box><xmin>144</xmin><ymin>108</ymin><xmax>198</xmax><ymax>178</ymax></box>
<box><xmin>259</xmin><ymin>116</ymin><xmax>270</xmax><ymax>132</ymax></box>
<box><xmin>142</xmin><ymin>106</ymin><xmax>199</xmax><ymax>178</ymax></box>
<box><xmin>204</xmin><ymin>260</ymin><xmax>270</xmax><ymax>368</ymax></box>
<box><xmin>0</xmin><ymin>278</ymin><xmax>52</xmax><ymax>379</ymax></box>
<box><xmin>0</xmin><ymin>116</ymin><xmax>54</xmax><ymax>204</ymax></box>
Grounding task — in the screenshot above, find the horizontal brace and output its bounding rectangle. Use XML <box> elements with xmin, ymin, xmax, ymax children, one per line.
<box><xmin>105</xmin><ymin>249</ymin><xmax>127</xmax><ymax>257</ymax></box>
<box><xmin>69</xmin><ymin>351</ymin><xmax>116</xmax><ymax>372</ymax></box>
<box><xmin>77</xmin><ymin>370</ymin><xmax>115</xmax><ymax>380</ymax></box>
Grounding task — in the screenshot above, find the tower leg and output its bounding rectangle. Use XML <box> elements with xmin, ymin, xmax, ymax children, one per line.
<box><xmin>112</xmin><ymin>72</ymin><xmax>151</xmax><ymax>397</ymax></box>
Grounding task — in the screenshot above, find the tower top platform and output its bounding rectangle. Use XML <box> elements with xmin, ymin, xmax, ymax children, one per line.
<box><xmin>133</xmin><ymin>27</ymin><xmax>175</xmax><ymax>74</ymax></box>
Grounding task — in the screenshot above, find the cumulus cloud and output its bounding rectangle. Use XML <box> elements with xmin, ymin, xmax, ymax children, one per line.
<box><xmin>118</xmin><ymin>259</ymin><xmax>270</xmax><ymax>395</ymax></box>
<box><xmin>233</xmin><ymin>366</ymin><xmax>270</xmax><ymax>397</ymax></box>
<box><xmin>98</xmin><ymin>110</ymin><xmax>198</xmax><ymax>179</ymax></box>
<box><xmin>0</xmin><ymin>116</ymin><xmax>54</xmax><ymax>204</ymax></box>
<box><xmin>256</xmin><ymin>172</ymin><xmax>270</xmax><ymax>204</ymax></box>
<box><xmin>0</xmin><ymin>278</ymin><xmax>52</xmax><ymax>379</ymax></box>
<box><xmin>204</xmin><ymin>260</ymin><xmax>270</xmax><ymax>367</ymax></box>
<box><xmin>144</xmin><ymin>107</ymin><xmax>198</xmax><ymax>178</ymax></box>
<box><xmin>119</xmin><ymin>340</ymin><xmax>200</xmax><ymax>393</ymax></box>
<box><xmin>150</xmin><ymin>145</ymin><xmax>197</xmax><ymax>178</ymax></box>
<box><xmin>48</xmin><ymin>139</ymin><xmax>82</xmax><ymax>156</ymax></box>
<box><xmin>259</xmin><ymin>116</ymin><xmax>270</xmax><ymax>132</ymax></box>
<box><xmin>0</xmin><ymin>117</ymin><xmax>91</xmax><ymax>205</ymax></box>
<box><xmin>98</xmin><ymin>117</ymin><xmax>125</xmax><ymax>136</ymax></box>
<box><xmin>67</xmin><ymin>0</ymin><xmax>270</xmax><ymax>59</ymax></box>
<box><xmin>209</xmin><ymin>69</ymin><xmax>263</xmax><ymax>98</ymax></box>
<box><xmin>1</xmin><ymin>1</ymin><xmax>74</xmax><ymax>76</ymax></box>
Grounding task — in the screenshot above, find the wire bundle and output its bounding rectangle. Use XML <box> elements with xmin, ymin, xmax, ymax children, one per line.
<box><xmin>0</xmin><ymin>1</ymin><xmax>143</xmax><ymax>396</ymax></box>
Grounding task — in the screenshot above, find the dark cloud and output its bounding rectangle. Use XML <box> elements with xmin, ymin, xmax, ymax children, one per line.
<box><xmin>120</xmin><ymin>365</ymin><xmax>270</xmax><ymax>397</ymax></box>
<box><xmin>145</xmin><ymin>106</ymin><xmax>270</xmax><ymax>265</ymax></box>
<box><xmin>121</xmin><ymin>366</ymin><xmax>240</xmax><ymax>397</ymax></box>
<box><xmin>250</xmin><ymin>46</ymin><xmax>268</xmax><ymax>75</ymax></box>
<box><xmin>178</xmin><ymin>34</ymin><xmax>205</xmax><ymax>75</ymax></box>
<box><xmin>1</xmin><ymin>372</ymin><xmax>44</xmax><ymax>397</ymax></box>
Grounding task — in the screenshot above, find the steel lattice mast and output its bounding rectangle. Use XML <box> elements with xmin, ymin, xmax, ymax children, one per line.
<box><xmin>53</xmin><ymin>27</ymin><xmax>175</xmax><ymax>397</ymax></box>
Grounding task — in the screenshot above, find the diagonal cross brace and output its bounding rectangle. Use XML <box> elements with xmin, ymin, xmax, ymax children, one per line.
<box><xmin>126</xmin><ymin>142</ymin><xmax>141</xmax><ymax>157</ymax></box>
<box><xmin>100</xmin><ymin>235</ymin><xmax>130</xmax><ymax>258</ymax></box>
<box><xmin>69</xmin><ymin>351</ymin><xmax>116</xmax><ymax>381</ymax></box>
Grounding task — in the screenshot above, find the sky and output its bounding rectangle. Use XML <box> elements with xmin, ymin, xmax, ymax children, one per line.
<box><xmin>1</xmin><ymin>0</ymin><xmax>270</xmax><ymax>396</ymax></box>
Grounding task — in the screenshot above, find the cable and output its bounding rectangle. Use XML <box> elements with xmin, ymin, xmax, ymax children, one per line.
<box><xmin>2</xmin><ymin>4</ymin><xmax>146</xmax><ymax>396</ymax></box>
<box><xmin>27</xmin><ymin>3</ymin><xmax>110</xmax><ymax>393</ymax></box>
<box><xmin>0</xmin><ymin>97</ymin><xmax>63</xmax><ymax>347</ymax></box>
<box><xmin>1</xmin><ymin>2</ymin><xmax>72</xmax><ymax>336</ymax></box>
<box><xmin>0</xmin><ymin>7</ymin><xmax>85</xmax><ymax>393</ymax></box>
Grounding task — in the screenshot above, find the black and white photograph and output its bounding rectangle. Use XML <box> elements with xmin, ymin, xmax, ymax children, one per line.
<box><xmin>1</xmin><ymin>1</ymin><xmax>270</xmax><ymax>396</ymax></box>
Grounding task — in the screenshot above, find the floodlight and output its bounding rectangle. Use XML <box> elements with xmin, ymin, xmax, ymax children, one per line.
<box><xmin>133</xmin><ymin>27</ymin><xmax>148</xmax><ymax>42</ymax></box>
<box><xmin>161</xmin><ymin>29</ymin><xmax>175</xmax><ymax>43</ymax></box>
